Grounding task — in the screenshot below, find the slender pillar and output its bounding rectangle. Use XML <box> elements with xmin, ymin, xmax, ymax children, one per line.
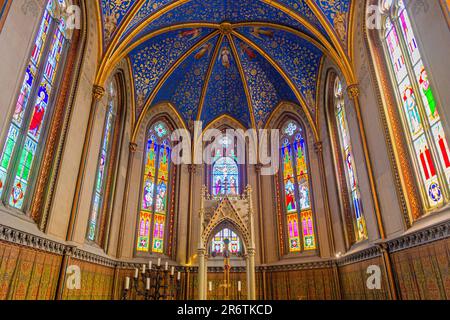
<box><xmin>198</xmin><ymin>248</ymin><xmax>206</xmax><ymax>300</ymax></box>
<box><xmin>185</xmin><ymin>164</ymin><xmax>196</xmax><ymax>264</ymax></box>
<box><xmin>116</xmin><ymin>142</ymin><xmax>138</xmax><ymax>258</ymax></box>
<box><xmin>314</xmin><ymin>141</ymin><xmax>336</xmax><ymax>256</ymax></box>
<box><xmin>247</xmin><ymin>248</ymin><xmax>256</xmax><ymax>300</ymax></box>
<box><xmin>67</xmin><ymin>85</ymin><xmax>105</xmax><ymax>241</ymax></box>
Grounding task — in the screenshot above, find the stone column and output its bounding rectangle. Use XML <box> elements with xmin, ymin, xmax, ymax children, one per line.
<box><xmin>247</xmin><ymin>248</ymin><xmax>257</xmax><ymax>300</ymax></box>
<box><xmin>198</xmin><ymin>248</ymin><xmax>206</xmax><ymax>300</ymax></box>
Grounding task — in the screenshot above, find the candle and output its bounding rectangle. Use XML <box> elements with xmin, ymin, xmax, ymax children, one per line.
<box><xmin>146</xmin><ymin>278</ymin><xmax>151</xmax><ymax>291</ymax></box>
<box><xmin>157</xmin><ymin>258</ymin><xmax>161</xmax><ymax>267</ymax></box>
<box><xmin>171</xmin><ymin>266</ymin><xmax>175</xmax><ymax>276</ymax></box>
<box><xmin>125</xmin><ymin>277</ymin><xmax>130</xmax><ymax>290</ymax></box>
<box><xmin>142</xmin><ymin>264</ymin><xmax>146</xmax><ymax>274</ymax></box>
<box><xmin>165</xmin><ymin>262</ymin><xmax>169</xmax><ymax>271</ymax></box>
<box><xmin>149</xmin><ymin>261</ymin><xmax>152</xmax><ymax>271</ymax></box>
<box><xmin>238</xmin><ymin>281</ymin><xmax>242</xmax><ymax>292</ymax></box>
<box><xmin>177</xmin><ymin>272</ymin><xmax>181</xmax><ymax>281</ymax></box>
<box><xmin>209</xmin><ymin>281</ymin><xmax>213</xmax><ymax>292</ymax></box>
<box><xmin>134</xmin><ymin>268</ymin><xmax>139</xmax><ymax>279</ymax></box>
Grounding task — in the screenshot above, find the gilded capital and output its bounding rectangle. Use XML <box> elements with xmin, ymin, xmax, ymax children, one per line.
<box><xmin>347</xmin><ymin>84</ymin><xmax>360</xmax><ymax>99</ymax></box>
<box><xmin>92</xmin><ymin>85</ymin><xmax>106</xmax><ymax>101</ymax></box>
<box><xmin>314</xmin><ymin>141</ymin><xmax>323</xmax><ymax>154</ymax></box>
<box><xmin>129</xmin><ymin>143</ymin><xmax>138</xmax><ymax>153</ymax></box>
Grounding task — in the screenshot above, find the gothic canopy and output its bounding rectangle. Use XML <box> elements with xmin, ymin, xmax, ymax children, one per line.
<box><xmin>98</xmin><ymin>0</ymin><xmax>353</xmax><ymax>130</ymax></box>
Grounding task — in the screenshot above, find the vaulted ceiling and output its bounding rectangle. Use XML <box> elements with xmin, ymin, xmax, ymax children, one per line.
<box><xmin>97</xmin><ymin>0</ymin><xmax>354</xmax><ymax>133</ymax></box>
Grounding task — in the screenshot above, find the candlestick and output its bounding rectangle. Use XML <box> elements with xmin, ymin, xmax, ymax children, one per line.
<box><xmin>149</xmin><ymin>261</ymin><xmax>152</xmax><ymax>271</ymax></box>
<box><xmin>125</xmin><ymin>277</ymin><xmax>130</xmax><ymax>290</ymax></box>
<box><xmin>158</xmin><ymin>258</ymin><xmax>161</xmax><ymax>267</ymax></box>
<box><xmin>177</xmin><ymin>272</ymin><xmax>181</xmax><ymax>281</ymax></box>
<box><xmin>142</xmin><ymin>264</ymin><xmax>146</xmax><ymax>274</ymax></box>
<box><xmin>238</xmin><ymin>281</ymin><xmax>242</xmax><ymax>292</ymax></box>
<box><xmin>134</xmin><ymin>268</ymin><xmax>139</xmax><ymax>279</ymax></box>
<box><xmin>171</xmin><ymin>266</ymin><xmax>175</xmax><ymax>276</ymax></box>
<box><xmin>209</xmin><ymin>281</ymin><xmax>213</xmax><ymax>292</ymax></box>
<box><xmin>165</xmin><ymin>262</ymin><xmax>169</xmax><ymax>271</ymax></box>
<box><xmin>146</xmin><ymin>278</ymin><xmax>151</xmax><ymax>291</ymax></box>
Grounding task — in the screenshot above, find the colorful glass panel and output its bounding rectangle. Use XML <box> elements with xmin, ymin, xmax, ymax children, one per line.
<box><xmin>87</xmin><ymin>86</ymin><xmax>116</xmax><ymax>242</ymax></box>
<box><xmin>211</xmin><ymin>228</ymin><xmax>241</xmax><ymax>255</ymax></box>
<box><xmin>334</xmin><ymin>78</ymin><xmax>368</xmax><ymax>241</ymax></box>
<box><xmin>212</xmin><ymin>156</ymin><xmax>239</xmax><ymax>196</ymax></box>
<box><xmin>137</xmin><ymin>122</ymin><xmax>173</xmax><ymax>254</ymax></box>
<box><xmin>280</xmin><ymin>121</ymin><xmax>317</xmax><ymax>253</ymax></box>
<box><xmin>383</xmin><ymin>1</ymin><xmax>449</xmax><ymax>209</ymax></box>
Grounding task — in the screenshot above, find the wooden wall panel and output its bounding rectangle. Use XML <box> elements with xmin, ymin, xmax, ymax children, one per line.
<box><xmin>391</xmin><ymin>238</ymin><xmax>450</xmax><ymax>300</ymax></box>
<box><xmin>338</xmin><ymin>257</ymin><xmax>389</xmax><ymax>300</ymax></box>
<box><xmin>0</xmin><ymin>241</ymin><xmax>62</xmax><ymax>300</ymax></box>
<box><xmin>61</xmin><ymin>258</ymin><xmax>115</xmax><ymax>300</ymax></box>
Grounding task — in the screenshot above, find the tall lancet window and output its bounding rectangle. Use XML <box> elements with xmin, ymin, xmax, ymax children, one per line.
<box><xmin>211</xmin><ymin>135</ymin><xmax>240</xmax><ymax>196</ymax></box>
<box><xmin>87</xmin><ymin>79</ymin><xmax>121</xmax><ymax>243</ymax></box>
<box><xmin>0</xmin><ymin>0</ymin><xmax>68</xmax><ymax>210</ymax></box>
<box><xmin>381</xmin><ymin>0</ymin><xmax>450</xmax><ymax>212</ymax></box>
<box><xmin>334</xmin><ymin>78</ymin><xmax>368</xmax><ymax>242</ymax></box>
<box><xmin>279</xmin><ymin>121</ymin><xmax>316</xmax><ymax>253</ymax></box>
<box><xmin>137</xmin><ymin>121</ymin><xmax>173</xmax><ymax>254</ymax></box>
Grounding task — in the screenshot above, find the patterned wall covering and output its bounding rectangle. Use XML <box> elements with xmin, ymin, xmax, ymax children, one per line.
<box><xmin>391</xmin><ymin>238</ymin><xmax>450</xmax><ymax>300</ymax></box>
<box><xmin>265</xmin><ymin>268</ymin><xmax>338</xmax><ymax>300</ymax></box>
<box><xmin>101</xmin><ymin>0</ymin><xmax>137</xmax><ymax>44</ymax></box>
<box><xmin>98</xmin><ymin>0</ymin><xmax>353</xmax><ymax>129</ymax></box>
<box><xmin>339</xmin><ymin>257</ymin><xmax>390</xmax><ymax>300</ymax></box>
<box><xmin>61</xmin><ymin>258</ymin><xmax>115</xmax><ymax>300</ymax></box>
<box><xmin>234</xmin><ymin>37</ymin><xmax>298</xmax><ymax>128</ymax></box>
<box><xmin>153</xmin><ymin>36</ymin><xmax>220</xmax><ymax>124</ymax></box>
<box><xmin>238</xmin><ymin>27</ymin><xmax>323</xmax><ymax>116</ymax></box>
<box><xmin>201</xmin><ymin>37</ymin><xmax>251</xmax><ymax>128</ymax></box>
<box><xmin>0</xmin><ymin>241</ymin><xmax>62</xmax><ymax>300</ymax></box>
<box><xmin>126</xmin><ymin>0</ymin><xmax>321</xmax><ymax>44</ymax></box>
<box><xmin>128</xmin><ymin>28</ymin><xmax>213</xmax><ymax>117</ymax></box>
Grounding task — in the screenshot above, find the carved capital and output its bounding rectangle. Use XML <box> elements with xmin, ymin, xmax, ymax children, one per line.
<box><xmin>93</xmin><ymin>85</ymin><xmax>106</xmax><ymax>101</ymax></box>
<box><xmin>129</xmin><ymin>142</ymin><xmax>138</xmax><ymax>153</ymax></box>
<box><xmin>347</xmin><ymin>84</ymin><xmax>360</xmax><ymax>99</ymax></box>
<box><xmin>314</xmin><ymin>141</ymin><xmax>323</xmax><ymax>154</ymax></box>
<box><xmin>255</xmin><ymin>164</ymin><xmax>263</xmax><ymax>173</ymax></box>
<box><xmin>188</xmin><ymin>164</ymin><xmax>197</xmax><ymax>174</ymax></box>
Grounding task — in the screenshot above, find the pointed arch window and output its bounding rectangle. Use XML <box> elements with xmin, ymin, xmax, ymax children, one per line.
<box><xmin>211</xmin><ymin>135</ymin><xmax>240</xmax><ymax>196</ymax></box>
<box><xmin>87</xmin><ymin>79</ymin><xmax>122</xmax><ymax>243</ymax></box>
<box><xmin>278</xmin><ymin>121</ymin><xmax>317</xmax><ymax>253</ymax></box>
<box><xmin>137</xmin><ymin>121</ymin><xmax>173</xmax><ymax>254</ymax></box>
<box><xmin>381</xmin><ymin>0</ymin><xmax>450</xmax><ymax>212</ymax></box>
<box><xmin>210</xmin><ymin>228</ymin><xmax>242</xmax><ymax>256</ymax></box>
<box><xmin>333</xmin><ymin>78</ymin><xmax>368</xmax><ymax>242</ymax></box>
<box><xmin>0</xmin><ymin>0</ymin><xmax>68</xmax><ymax>211</ymax></box>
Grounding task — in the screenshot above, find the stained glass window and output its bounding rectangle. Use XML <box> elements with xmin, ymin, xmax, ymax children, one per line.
<box><xmin>137</xmin><ymin>121</ymin><xmax>172</xmax><ymax>254</ymax></box>
<box><xmin>382</xmin><ymin>0</ymin><xmax>450</xmax><ymax>212</ymax></box>
<box><xmin>334</xmin><ymin>78</ymin><xmax>368</xmax><ymax>242</ymax></box>
<box><xmin>212</xmin><ymin>135</ymin><xmax>240</xmax><ymax>196</ymax></box>
<box><xmin>87</xmin><ymin>80</ymin><xmax>118</xmax><ymax>242</ymax></box>
<box><xmin>210</xmin><ymin>228</ymin><xmax>242</xmax><ymax>256</ymax></box>
<box><xmin>280</xmin><ymin>121</ymin><xmax>317</xmax><ymax>252</ymax></box>
<box><xmin>0</xmin><ymin>0</ymin><xmax>67</xmax><ymax>210</ymax></box>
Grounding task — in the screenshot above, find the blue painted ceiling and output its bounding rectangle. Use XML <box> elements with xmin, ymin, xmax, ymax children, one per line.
<box><xmin>100</xmin><ymin>0</ymin><xmax>352</xmax><ymax>128</ymax></box>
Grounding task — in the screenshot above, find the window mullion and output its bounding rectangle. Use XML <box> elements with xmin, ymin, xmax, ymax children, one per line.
<box><xmin>2</xmin><ymin>17</ymin><xmax>57</xmax><ymax>209</ymax></box>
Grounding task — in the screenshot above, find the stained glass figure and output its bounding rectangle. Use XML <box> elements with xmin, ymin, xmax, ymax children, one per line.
<box><xmin>382</xmin><ymin>0</ymin><xmax>449</xmax><ymax>210</ymax></box>
<box><xmin>0</xmin><ymin>0</ymin><xmax>67</xmax><ymax>209</ymax></box>
<box><xmin>279</xmin><ymin>121</ymin><xmax>317</xmax><ymax>252</ymax></box>
<box><xmin>211</xmin><ymin>228</ymin><xmax>241</xmax><ymax>256</ymax></box>
<box><xmin>137</xmin><ymin>122</ymin><xmax>173</xmax><ymax>254</ymax></box>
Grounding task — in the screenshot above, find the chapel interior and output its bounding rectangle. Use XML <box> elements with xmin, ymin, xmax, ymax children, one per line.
<box><xmin>0</xmin><ymin>0</ymin><xmax>449</xmax><ymax>301</ymax></box>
